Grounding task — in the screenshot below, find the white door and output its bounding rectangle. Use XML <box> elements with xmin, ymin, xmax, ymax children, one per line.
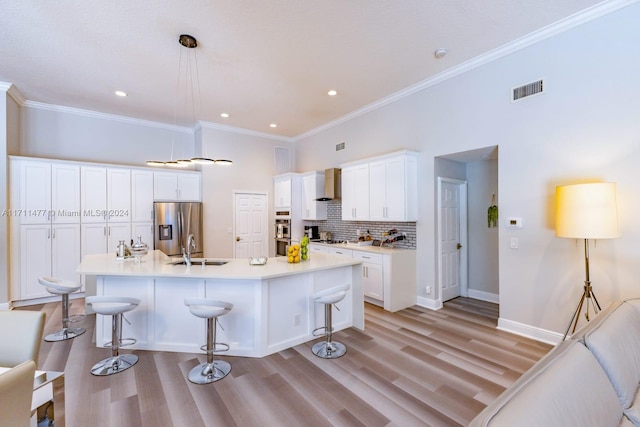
<box><xmin>234</xmin><ymin>193</ymin><xmax>268</xmax><ymax>259</ymax></box>
<box><xmin>81</xmin><ymin>166</ymin><xmax>107</xmax><ymax>223</ymax></box>
<box><xmin>51</xmin><ymin>163</ymin><xmax>80</xmax><ymax>223</ymax></box>
<box><xmin>20</xmin><ymin>224</ymin><xmax>52</xmax><ymax>299</ymax></box>
<box><xmin>19</xmin><ymin>161</ymin><xmax>51</xmax><ymax>225</ymax></box>
<box><xmin>52</xmin><ymin>224</ymin><xmax>81</xmax><ymax>282</ymax></box>
<box><xmin>131</xmin><ymin>170</ymin><xmax>154</xmax><ymax>222</ymax></box>
<box><xmin>108</xmin><ymin>223</ymin><xmax>132</xmax><ymax>252</ymax></box>
<box><xmin>438</xmin><ymin>178</ymin><xmax>468</xmax><ymax>302</ymax></box>
<box><xmin>81</xmin><ymin>223</ymin><xmax>108</xmax><ymax>256</ymax></box>
<box><xmin>107</xmin><ymin>168</ymin><xmax>131</xmax><ymax>222</ymax></box>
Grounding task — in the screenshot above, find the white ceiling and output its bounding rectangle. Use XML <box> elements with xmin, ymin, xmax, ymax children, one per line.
<box><xmin>0</xmin><ymin>0</ymin><xmax>609</xmax><ymax>138</ymax></box>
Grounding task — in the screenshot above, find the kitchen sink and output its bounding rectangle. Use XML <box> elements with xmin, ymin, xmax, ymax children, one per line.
<box><xmin>168</xmin><ymin>259</ymin><xmax>229</xmax><ymax>266</ymax></box>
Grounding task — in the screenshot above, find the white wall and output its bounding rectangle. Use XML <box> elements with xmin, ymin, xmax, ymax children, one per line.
<box><xmin>467</xmin><ymin>158</ymin><xmax>499</xmax><ymax>298</ymax></box>
<box><xmin>198</xmin><ymin>124</ymin><xmax>294</xmax><ymax>258</ymax></box>
<box><xmin>295</xmin><ymin>3</ymin><xmax>640</xmax><ymax>340</ymax></box>
<box><xmin>19</xmin><ymin>105</ymin><xmax>194</xmax><ymax>166</ymax></box>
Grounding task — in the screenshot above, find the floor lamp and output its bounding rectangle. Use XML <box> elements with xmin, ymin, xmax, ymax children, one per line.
<box><xmin>555</xmin><ymin>182</ymin><xmax>620</xmax><ymax>340</ymax></box>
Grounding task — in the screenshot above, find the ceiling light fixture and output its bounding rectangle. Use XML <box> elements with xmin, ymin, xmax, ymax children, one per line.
<box><xmin>270</xmin><ymin>123</ymin><xmax>277</xmax><ymax>128</ymax></box>
<box><xmin>328</xmin><ymin>90</ymin><xmax>338</xmax><ymax>96</ymax></box>
<box><xmin>115</xmin><ymin>90</ymin><xmax>127</xmax><ymax>97</ymax></box>
<box><xmin>146</xmin><ymin>34</ymin><xmax>232</xmax><ymax>167</ymax></box>
<box><xmin>220</xmin><ymin>113</ymin><xmax>229</xmax><ymax>118</ymax></box>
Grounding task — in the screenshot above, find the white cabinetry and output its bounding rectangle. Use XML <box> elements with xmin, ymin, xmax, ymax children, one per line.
<box><xmin>341</xmin><ymin>150</ymin><xmax>418</xmax><ymax>222</ymax></box>
<box><xmin>309</xmin><ymin>244</ymin><xmax>328</xmax><ymax>255</ymax></box>
<box><xmin>341</xmin><ymin>163</ymin><xmax>369</xmax><ymax>220</ymax></box>
<box><xmin>80</xmin><ymin>167</ymin><xmax>131</xmax><ymax>223</ymax></box>
<box><xmin>369</xmin><ymin>153</ymin><xmax>417</xmax><ymax>221</ymax></box>
<box><xmin>273</xmin><ymin>175</ymin><xmax>292</xmax><ymax>209</ymax></box>
<box><xmin>301</xmin><ymin>172</ymin><xmax>327</xmax><ymax>220</ymax></box>
<box><xmin>327</xmin><ymin>247</ymin><xmax>353</xmax><ymax>258</ymax></box>
<box><xmin>80</xmin><ymin>167</ymin><xmax>132</xmax><ymax>256</ymax></box>
<box><xmin>154</xmin><ymin>171</ymin><xmax>201</xmax><ymax>201</ymax></box>
<box><xmin>353</xmin><ymin>251</ymin><xmax>383</xmax><ymax>301</ymax></box>
<box><xmin>131</xmin><ymin>169</ymin><xmax>154</xmax><ymax>248</ymax></box>
<box><xmin>15</xmin><ymin>160</ymin><xmax>81</xmax><ymax>299</ymax></box>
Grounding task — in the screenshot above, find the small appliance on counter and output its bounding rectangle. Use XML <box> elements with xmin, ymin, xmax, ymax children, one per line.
<box><xmin>304</xmin><ymin>225</ymin><xmax>319</xmax><ymax>240</ymax></box>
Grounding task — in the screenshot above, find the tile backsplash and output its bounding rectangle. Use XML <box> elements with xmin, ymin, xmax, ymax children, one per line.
<box><xmin>308</xmin><ymin>200</ymin><xmax>416</xmax><ymax>249</ymax></box>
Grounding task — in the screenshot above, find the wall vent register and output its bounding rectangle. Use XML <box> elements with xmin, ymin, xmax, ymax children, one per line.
<box><xmin>512</xmin><ymin>79</ymin><xmax>544</xmax><ymax>101</ymax></box>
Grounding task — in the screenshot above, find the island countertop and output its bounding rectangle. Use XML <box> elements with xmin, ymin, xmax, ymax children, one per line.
<box><xmin>77</xmin><ymin>250</ymin><xmax>361</xmax><ymax>280</ymax></box>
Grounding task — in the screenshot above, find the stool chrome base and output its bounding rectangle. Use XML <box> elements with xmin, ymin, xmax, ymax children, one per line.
<box><xmin>188</xmin><ymin>360</ymin><xmax>231</xmax><ymax>384</ymax></box>
<box><xmin>44</xmin><ymin>327</ymin><xmax>86</xmax><ymax>342</ymax></box>
<box><xmin>91</xmin><ymin>354</ymin><xmax>138</xmax><ymax>376</ymax></box>
<box><xmin>312</xmin><ymin>341</ymin><xmax>347</xmax><ymax>359</ymax></box>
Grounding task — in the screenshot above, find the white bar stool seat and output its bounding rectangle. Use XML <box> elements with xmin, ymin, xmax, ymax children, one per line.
<box><xmin>38</xmin><ymin>276</ymin><xmax>86</xmax><ymax>342</ymax></box>
<box><xmin>185</xmin><ymin>298</ymin><xmax>233</xmax><ymax>384</ymax></box>
<box><xmin>86</xmin><ymin>296</ymin><xmax>140</xmax><ymax>376</ymax></box>
<box><xmin>312</xmin><ymin>284</ymin><xmax>350</xmax><ymax>359</ymax></box>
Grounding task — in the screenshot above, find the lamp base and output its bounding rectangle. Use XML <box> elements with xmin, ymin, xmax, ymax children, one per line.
<box><xmin>562</xmin><ymin>282</ymin><xmax>601</xmax><ymax>341</ymax></box>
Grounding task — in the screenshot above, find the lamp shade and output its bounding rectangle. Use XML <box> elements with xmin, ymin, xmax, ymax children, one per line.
<box><xmin>555</xmin><ymin>182</ymin><xmax>620</xmax><ymax>239</ymax></box>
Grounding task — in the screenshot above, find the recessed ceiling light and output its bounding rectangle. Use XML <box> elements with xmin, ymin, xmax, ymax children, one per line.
<box><xmin>270</xmin><ymin>123</ymin><xmax>277</xmax><ymax>128</ymax></box>
<box><xmin>328</xmin><ymin>90</ymin><xmax>338</xmax><ymax>96</ymax></box>
<box><xmin>220</xmin><ymin>113</ymin><xmax>229</xmax><ymax>118</ymax></box>
<box><xmin>434</xmin><ymin>48</ymin><xmax>447</xmax><ymax>59</ymax></box>
<box><xmin>115</xmin><ymin>90</ymin><xmax>127</xmax><ymax>97</ymax></box>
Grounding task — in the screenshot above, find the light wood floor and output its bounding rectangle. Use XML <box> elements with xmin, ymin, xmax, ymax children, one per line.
<box><xmin>22</xmin><ymin>298</ymin><xmax>551</xmax><ymax>427</ymax></box>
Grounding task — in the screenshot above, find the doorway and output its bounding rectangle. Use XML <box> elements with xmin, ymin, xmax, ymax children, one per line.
<box><xmin>233</xmin><ymin>192</ymin><xmax>268</xmax><ymax>259</ymax></box>
<box><xmin>437</xmin><ymin>178</ymin><xmax>468</xmax><ymax>302</ymax></box>
<box><xmin>435</xmin><ymin>146</ymin><xmax>499</xmax><ymax>307</ymax></box>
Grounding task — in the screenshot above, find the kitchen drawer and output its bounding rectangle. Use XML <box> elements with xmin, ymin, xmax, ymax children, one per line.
<box><xmin>327</xmin><ymin>247</ymin><xmax>352</xmax><ymax>258</ymax></box>
<box><xmin>352</xmin><ymin>251</ymin><xmax>382</xmax><ymax>264</ymax></box>
<box><xmin>309</xmin><ymin>244</ymin><xmax>328</xmax><ymax>254</ymax></box>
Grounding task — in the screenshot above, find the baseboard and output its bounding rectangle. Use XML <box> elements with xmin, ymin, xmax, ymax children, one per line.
<box><xmin>497</xmin><ymin>317</ymin><xmax>562</xmax><ymax>345</ymax></box>
<box><xmin>10</xmin><ymin>292</ymin><xmax>86</xmax><ymax>308</ymax></box>
<box><xmin>416</xmin><ymin>296</ymin><xmax>443</xmax><ymax>310</ymax></box>
<box><xmin>0</xmin><ymin>302</ymin><xmax>10</xmax><ymax>311</ymax></box>
<box><xmin>467</xmin><ymin>289</ymin><xmax>499</xmax><ymax>304</ymax></box>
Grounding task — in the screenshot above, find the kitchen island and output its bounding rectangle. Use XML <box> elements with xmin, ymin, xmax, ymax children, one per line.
<box><xmin>77</xmin><ymin>250</ymin><xmax>363</xmax><ymax>358</ymax></box>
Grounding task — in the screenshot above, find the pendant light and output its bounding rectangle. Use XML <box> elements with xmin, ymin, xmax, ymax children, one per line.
<box><xmin>146</xmin><ymin>34</ymin><xmax>232</xmax><ymax>167</ymax></box>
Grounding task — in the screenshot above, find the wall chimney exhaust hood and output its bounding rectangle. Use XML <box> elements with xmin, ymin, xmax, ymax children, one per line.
<box><xmin>316</xmin><ymin>168</ymin><xmax>341</xmax><ymax>201</ymax></box>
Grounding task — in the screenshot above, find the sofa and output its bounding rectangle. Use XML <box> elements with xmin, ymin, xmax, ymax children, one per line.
<box><xmin>469</xmin><ymin>299</ymin><xmax>640</xmax><ymax>427</ymax></box>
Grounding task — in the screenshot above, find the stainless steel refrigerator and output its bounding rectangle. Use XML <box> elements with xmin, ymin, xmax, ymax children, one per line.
<box><xmin>154</xmin><ymin>202</ymin><xmax>203</xmax><ymax>257</ymax></box>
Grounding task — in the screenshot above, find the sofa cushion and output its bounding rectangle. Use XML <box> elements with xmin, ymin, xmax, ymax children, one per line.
<box><xmin>582</xmin><ymin>300</ymin><xmax>640</xmax><ymax>424</ymax></box>
<box><xmin>469</xmin><ymin>340</ymin><xmax>625</xmax><ymax>427</ymax></box>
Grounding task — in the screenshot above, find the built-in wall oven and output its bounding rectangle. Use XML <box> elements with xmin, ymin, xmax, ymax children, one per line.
<box><xmin>275</xmin><ymin>217</ymin><xmax>291</xmax><ymax>256</ymax></box>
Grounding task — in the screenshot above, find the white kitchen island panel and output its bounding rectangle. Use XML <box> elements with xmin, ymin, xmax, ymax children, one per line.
<box><xmin>82</xmin><ymin>251</ymin><xmax>362</xmax><ymax>358</ymax></box>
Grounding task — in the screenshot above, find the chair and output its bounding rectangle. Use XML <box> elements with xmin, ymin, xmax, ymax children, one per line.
<box><xmin>86</xmin><ymin>296</ymin><xmax>140</xmax><ymax>376</ymax></box>
<box><xmin>184</xmin><ymin>298</ymin><xmax>233</xmax><ymax>384</ymax></box>
<box><xmin>0</xmin><ymin>310</ymin><xmax>45</xmax><ymax>367</ymax></box>
<box><xmin>312</xmin><ymin>284</ymin><xmax>350</xmax><ymax>359</ymax></box>
<box><xmin>0</xmin><ymin>360</ymin><xmax>36</xmax><ymax>427</ymax></box>
<box><xmin>38</xmin><ymin>276</ymin><xmax>86</xmax><ymax>341</ymax></box>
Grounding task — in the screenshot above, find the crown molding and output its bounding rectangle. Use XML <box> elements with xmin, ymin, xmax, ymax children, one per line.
<box><xmin>0</xmin><ymin>82</ymin><xmax>26</xmax><ymax>105</ymax></box>
<box><xmin>294</xmin><ymin>0</ymin><xmax>638</xmax><ymax>141</ymax></box>
<box><xmin>22</xmin><ymin>100</ymin><xmax>192</xmax><ymax>133</ymax></box>
<box><xmin>198</xmin><ymin>120</ymin><xmax>294</xmax><ymax>143</ymax></box>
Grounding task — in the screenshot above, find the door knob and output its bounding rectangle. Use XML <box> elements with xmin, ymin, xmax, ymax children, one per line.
<box><xmin>457</xmin><ymin>243</ymin><xmax>462</xmax><ymax>249</ymax></box>
<box><xmin>236</xmin><ymin>237</ymin><xmax>241</xmax><ymax>242</ymax></box>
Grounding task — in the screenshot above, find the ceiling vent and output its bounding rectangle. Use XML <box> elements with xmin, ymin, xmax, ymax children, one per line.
<box><xmin>336</xmin><ymin>142</ymin><xmax>345</xmax><ymax>151</ymax></box>
<box><xmin>512</xmin><ymin>79</ymin><xmax>544</xmax><ymax>101</ymax></box>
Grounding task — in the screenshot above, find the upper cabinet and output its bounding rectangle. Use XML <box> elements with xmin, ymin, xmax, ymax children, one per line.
<box><xmin>369</xmin><ymin>153</ymin><xmax>417</xmax><ymax>222</ymax></box>
<box><xmin>131</xmin><ymin>169</ymin><xmax>154</xmax><ymax>222</ymax></box>
<box><xmin>80</xmin><ymin>166</ymin><xmax>131</xmax><ymax>223</ymax></box>
<box><xmin>273</xmin><ymin>175</ymin><xmax>292</xmax><ymax>209</ymax></box>
<box><xmin>19</xmin><ymin>160</ymin><xmax>80</xmax><ymax>225</ymax></box>
<box><xmin>301</xmin><ymin>172</ymin><xmax>327</xmax><ymax>220</ymax></box>
<box><xmin>153</xmin><ymin>171</ymin><xmax>201</xmax><ymax>201</ymax></box>
<box><xmin>341</xmin><ymin>150</ymin><xmax>418</xmax><ymax>222</ymax></box>
<box><xmin>341</xmin><ymin>163</ymin><xmax>370</xmax><ymax>221</ymax></box>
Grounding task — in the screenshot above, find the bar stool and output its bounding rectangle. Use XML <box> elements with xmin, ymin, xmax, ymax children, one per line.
<box><xmin>184</xmin><ymin>298</ymin><xmax>233</xmax><ymax>384</ymax></box>
<box><xmin>38</xmin><ymin>276</ymin><xmax>86</xmax><ymax>342</ymax></box>
<box><xmin>86</xmin><ymin>296</ymin><xmax>140</xmax><ymax>376</ymax></box>
<box><xmin>312</xmin><ymin>284</ymin><xmax>350</xmax><ymax>359</ymax></box>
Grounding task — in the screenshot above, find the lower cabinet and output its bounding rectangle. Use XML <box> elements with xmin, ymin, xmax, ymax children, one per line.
<box><xmin>132</xmin><ymin>222</ymin><xmax>154</xmax><ymax>248</ymax></box>
<box><xmin>353</xmin><ymin>251</ymin><xmax>383</xmax><ymax>302</ymax></box>
<box><xmin>20</xmin><ymin>224</ymin><xmax>81</xmax><ymax>299</ymax></box>
<box><xmin>81</xmin><ymin>223</ymin><xmax>132</xmax><ymax>257</ymax></box>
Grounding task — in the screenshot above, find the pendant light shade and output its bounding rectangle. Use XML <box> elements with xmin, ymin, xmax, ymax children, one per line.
<box><xmin>145</xmin><ymin>34</ymin><xmax>232</xmax><ymax>167</ymax></box>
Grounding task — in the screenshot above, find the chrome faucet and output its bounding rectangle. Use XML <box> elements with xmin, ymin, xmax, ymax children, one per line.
<box><xmin>182</xmin><ymin>234</ymin><xmax>196</xmax><ymax>266</ymax></box>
